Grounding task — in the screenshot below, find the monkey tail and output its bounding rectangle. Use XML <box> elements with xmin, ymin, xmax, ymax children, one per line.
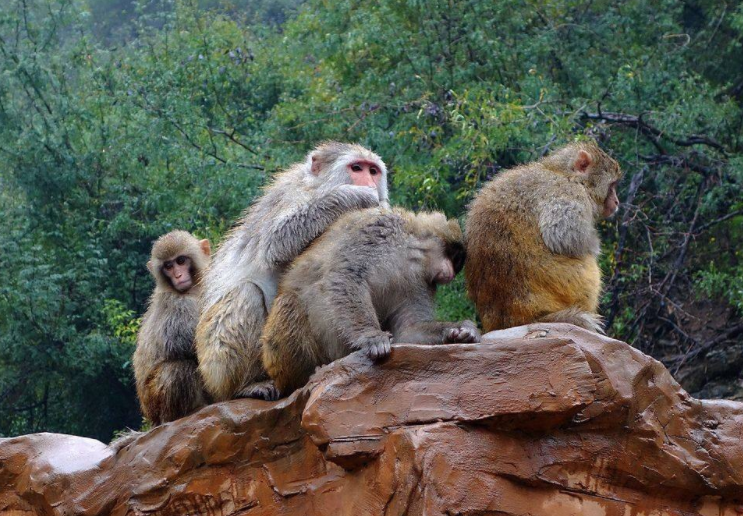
<box><xmin>539</xmin><ymin>307</ymin><xmax>605</xmax><ymax>335</ymax></box>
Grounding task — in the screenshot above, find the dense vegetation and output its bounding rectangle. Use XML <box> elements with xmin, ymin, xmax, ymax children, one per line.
<box><xmin>0</xmin><ymin>0</ymin><xmax>741</xmax><ymax>441</ymax></box>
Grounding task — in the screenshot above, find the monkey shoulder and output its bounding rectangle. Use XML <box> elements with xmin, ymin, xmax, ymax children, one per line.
<box><xmin>324</xmin><ymin>208</ymin><xmax>405</xmax><ymax>245</ymax></box>
<box><xmin>290</xmin><ymin>210</ymin><xmax>405</xmax><ymax>290</ymax></box>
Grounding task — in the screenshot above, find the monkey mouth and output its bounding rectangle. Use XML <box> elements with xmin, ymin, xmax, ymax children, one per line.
<box><xmin>174</xmin><ymin>279</ymin><xmax>193</xmax><ymax>291</ymax></box>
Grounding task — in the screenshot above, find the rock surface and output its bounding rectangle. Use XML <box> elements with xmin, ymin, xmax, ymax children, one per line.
<box><xmin>2</xmin><ymin>323</ymin><xmax>743</xmax><ymax>515</ymax></box>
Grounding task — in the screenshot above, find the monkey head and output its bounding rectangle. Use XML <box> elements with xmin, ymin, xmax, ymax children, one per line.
<box><xmin>306</xmin><ymin>141</ymin><xmax>389</xmax><ymax>207</ymax></box>
<box><xmin>543</xmin><ymin>141</ymin><xmax>623</xmax><ymax>219</ymax></box>
<box><xmin>147</xmin><ymin>230</ymin><xmax>211</xmax><ymax>293</ymax></box>
<box><xmin>401</xmin><ymin>210</ymin><xmax>465</xmax><ymax>285</ymax></box>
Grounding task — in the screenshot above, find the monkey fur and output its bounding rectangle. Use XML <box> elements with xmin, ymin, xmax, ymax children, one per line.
<box><xmin>465</xmin><ymin>141</ymin><xmax>622</xmax><ymax>334</ymax></box>
<box><xmin>196</xmin><ymin>142</ymin><xmax>389</xmax><ymax>401</ymax></box>
<box><xmin>133</xmin><ymin>230</ymin><xmax>211</xmax><ymax>426</ymax></box>
<box><xmin>261</xmin><ymin>207</ymin><xmax>481</xmax><ymax>397</ymax></box>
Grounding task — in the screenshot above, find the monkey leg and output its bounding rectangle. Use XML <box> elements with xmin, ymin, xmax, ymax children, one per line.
<box><xmin>539</xmin><ymin>307</ymin><xmax>605</xmax><ymax>334</ymax></box>
<box><xmin>196</xmin><ymin>282</ymin><xmax>269</xmax><ymax>401</ymax></box>
<box><xmin>143</xmin><ymin>360</ymin><xmax>206</xmax><ymax>425</ymax></box>
<box><xmin>261</xmin><ymin>293</ymin><xmax>322</xmax><ymax>396</ymax></box>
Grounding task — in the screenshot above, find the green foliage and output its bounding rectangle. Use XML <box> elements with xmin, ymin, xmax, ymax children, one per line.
<box><xmin>0</xmin><ymin>0</ymin><xmax>741</xmax><ymax>440</ymax></box>
<box><xmin>696</xmin><ymin>264</ymin><xmax>743</xmax><ymax>313</ymax></box>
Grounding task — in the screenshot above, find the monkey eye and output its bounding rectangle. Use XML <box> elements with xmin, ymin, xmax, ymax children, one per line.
<box><xmin>163</xmin><ymin>262</ymin><xmax>174</xmax><ymax>270</ymax></box>
<box><xmin>350</xmin><ymin>163</ymin><xmax>363</xmax><ymax>172</ymax></box>
<box><xmin>175</xmin><ymin>256</ymin><xmax>187</xmax><ymax>266</ymax></box>
<box><xmin>370</xmin><ymin>166</ymin><xmax>379</xmax><ymax>175</ymax></box>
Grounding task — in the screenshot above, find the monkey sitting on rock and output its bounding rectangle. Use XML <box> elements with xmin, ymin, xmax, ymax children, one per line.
<box><xmin>133</xmin><ymin>230</ymin><xmax>211</xmax><ymax>426</ymax></box>
<box><xmin>465</xmin><ymin>140</ymin><xmax>622</xmax><ymax>334</ymax></box>
<box><xmin>196</xmin><ymin>142</ymin><xmax>389</xmax><ymax>402</ymax></box>
<box><xmin>261</xmin><ymin>207</ymin><xmax>481</xmax><ymax>398</ymax></box>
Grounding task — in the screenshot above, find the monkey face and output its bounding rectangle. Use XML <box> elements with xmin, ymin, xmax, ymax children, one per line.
<box><xmin>308</xmin><ymin>142</ymin><xmax>389</xmax><ymax>206</ymax></box>
<box><xmin>162</xmin><ymin>255</ymin><xmax>194</xmax><ymax>292</ymax></box>
<box><xmin>602</xmin><ymin>181</ymin><xmax>620</xmax><ymax>218</ymax></box>
<box><xmin>433</xmin><ymin>257</ymin><xmax>456</xmax><ymax>284</ymax></box>
<box><xmin>429</xmin><ymin>241</ymin><xmax>465</xmax><ymax>285</ymax></box>
<box><xmin>347</xmin><ymin>160</ymin><xmax>383</xmax><ymax>189</ymax></box>
<box><xmin>445</xmin><ymin>241</ymin><xmax>466</xmax><ymax>275</ymax></box>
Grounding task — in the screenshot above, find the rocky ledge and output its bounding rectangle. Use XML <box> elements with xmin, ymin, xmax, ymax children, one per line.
<box><xmin>2</xmin><ymin>324</ymin><xmax>743</xmax><ymax>515</ymax></box>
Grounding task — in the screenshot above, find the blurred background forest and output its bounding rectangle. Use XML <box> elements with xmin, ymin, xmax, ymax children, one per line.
<box><xmin>0</xmin><ymin>0</ymin><xmax>741</xmax><ymax>441</ymax></box>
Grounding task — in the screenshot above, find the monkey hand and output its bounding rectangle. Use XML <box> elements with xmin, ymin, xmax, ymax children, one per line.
<box><xmin>352</xmin><ymin>331</ymin><xmax>393</xmax><ymax>361</ymax></box>
<box><xmin>444</xmin><ymin>320</ymin><xmax>481</xmax><ymax>343</ymax></box>
<box><xmin>336</xmin><ymin>184</ymin><xmax>381</xmax><ymax>208</ymax></box>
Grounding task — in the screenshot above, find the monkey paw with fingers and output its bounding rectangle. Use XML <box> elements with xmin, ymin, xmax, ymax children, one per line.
<box><xmin>353</xmin><ymin>332</ymin><xmax>393</xmax><ymax>361</ymax></box>
<box><xmin>337</xmin><ymin>183</ymin><xmax>381</xmax><ymax>208</ymax></box>
<box><xmin>444</xmin><ymin>320</ymin><xmax>481</xmax><ymax>343</ymax></box>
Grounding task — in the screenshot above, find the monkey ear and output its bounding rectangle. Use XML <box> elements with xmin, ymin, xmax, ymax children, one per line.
<box><xmin>574</xmin><ymin>150</ymin><xmax>593</xmax><ymax>174</ymax></box>
<box><xmin>146</xmin><ymin>260</ymin><xmax>154</xmax><ymax>273</ymax></box>
<box><xmin>199</xmin><ymin>239</ymin><xmax>211</xmax><ymax>257</ymax></box>
<box><xmin>310</xmin><ymin>154</ymin><xmax>322</xmax><ymax>176</ymax></box>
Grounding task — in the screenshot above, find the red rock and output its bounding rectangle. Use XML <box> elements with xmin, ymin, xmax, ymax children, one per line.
<box><xmin>2</xmin><ymin>323</ymin><xmax>743</xmax><ymax>515</ymax></box>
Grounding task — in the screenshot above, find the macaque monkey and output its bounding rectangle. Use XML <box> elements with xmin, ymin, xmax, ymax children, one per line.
<box><xmin>133</xmin><ymin>230</ymin><xmax>211</xmax><ymax>426</ymax></box>
<box><xmin>261</xmin><ymin>207</ymin><xmax>481</xmax><ymax>397</ymax></box>
<box><xmin>465</xmin><ymin>141</ymin><xmax>622</xmax><ymax>334</ymax></box>
<box><xmin>196</xmin><ymin>142</ymin><xmax>389</xmax><ymax>401</ymax></box>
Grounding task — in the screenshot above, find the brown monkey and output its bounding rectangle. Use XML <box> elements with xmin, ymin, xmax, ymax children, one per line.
<box><xmin>465</xmin><ymin>140</ymin><xmax>622</xmax><ymax>334</ymax></box>
<box><xmin>261</xmin><ymin>207</ymin><xmax>481</xmax><ymax>397</ymax></box>
<box><xmin>197</xmin><ymin>142</ymin><xmax>389</xmax><ymax>401</ymax></box>
<box><xmin>133</xmin><ymin>230</ymin><xmax>211</xmax><ymax>426</ymax></box>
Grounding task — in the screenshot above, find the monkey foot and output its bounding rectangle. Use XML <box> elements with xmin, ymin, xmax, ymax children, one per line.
<box><xmin>235</xmin><ymin>381</ymin><xmax>280</xmax><ymax>401</ymax></box>
<box><xmin>444</xmin><ymin>320</ymin><xmax>481</xmax><ymax>343</ymax></box>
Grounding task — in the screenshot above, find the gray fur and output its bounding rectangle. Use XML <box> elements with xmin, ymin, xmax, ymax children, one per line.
<box><xmin>196</xmin><ymin>142</ymin><xmax>389</xmax><ymax>401</ymax></box>
<box><xmin>261</xmin><ymin>208</ymin><xmax>481</xmax><ymax>396</ymax></box>
<box><xmin>133</xmin><ymin>231</ymin><xmax>210</xmax><ymax>426</ymax></box>
<box><xmin>109</xmin><ymin>429</ymin><xmax>144</xmax><ymax>452</ymax></box>
<box><xmin>539</xmin><ymin>198</ymin><xmax>601</xmax><ymax>257</ymax></box>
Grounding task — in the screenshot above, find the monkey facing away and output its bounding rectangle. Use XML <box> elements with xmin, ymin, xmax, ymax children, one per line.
<box><xmin>261</xmin><ymin>207</ymin><xmax>481</xmax><ymax>397</ymax></box>
<box><xmin>133</xmin><ymin>230</ymin><xmax>211</xmax><ymax>426</ymax></box>
<box><xmin>465</xmin><ymin>141</ymin><xmax>622</xmax><ymax>334</ymax></box>
<box><xmin>196</xmin><ymin>142</ymin><xmax>389</xmax><ymax>401</ymax></box>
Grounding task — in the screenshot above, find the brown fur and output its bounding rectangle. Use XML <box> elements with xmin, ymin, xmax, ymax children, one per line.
<box><xmin>261</xmin><ymin>207</ymin><xmax>480</xmax><ymax>396</ymax></box>
<box><xmin>465</xmin><ymin>141</ymin><xmax>622</xmax><ymax>334</ymax></box>
<box><xmin>133</xmin><ymin>230</ymin><xmax>211</xmax><ymax>425</ymax></box>
<box><xmin>196</xmin><ymin>142</ymin><xmax>388</xmax><ymax>401</ymax></box>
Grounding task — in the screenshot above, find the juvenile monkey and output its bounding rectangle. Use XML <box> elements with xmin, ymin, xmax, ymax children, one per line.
<box><xmin>465</xmin><ymin>141</ymin><xmax>622</xmax><ymax>334</ymax></box>
<box><xmin>196</xmin><ymin>142</ymin><xmax>389</xmax><ymax>401</ymax></box>
<box><xmin>261</xmin><ymin>207</ymin><xmax>481</xmax><ymax>397</ymax></box>
<box><xmin>133</xmin><ymin>230</ymin><xmax>211</xmax><ymax>426</ymax></box>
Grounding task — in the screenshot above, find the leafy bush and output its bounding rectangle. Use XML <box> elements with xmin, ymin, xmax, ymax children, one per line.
<box><xmin>0</xmin><ymin>0</ymin><xmax>741</xmax><ymax>440</ymax></box>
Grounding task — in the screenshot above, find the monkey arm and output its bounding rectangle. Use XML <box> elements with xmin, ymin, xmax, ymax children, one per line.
<box><xmin>538</xmin><ymin>198</ymin><xmax>601</xmax><ymax>257</ymax></box>
<box><xmin>263</xmin><ymin>185</ymin><xmax>379</xmax><ymax>266</ymax></box>
<box><xmin>320</xmin><ymin>271</ymin><xmax>393</xmax><ymax>361</ymax></box>
<box><xmin>328</xmin><ymin>277</ymin><xmax>384</xmax><ymax>342</ymax></box>
<box><xmin>387</xmin><ymin>289</ymin><xmax>480</xmax><ymax>344</ymax></box>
